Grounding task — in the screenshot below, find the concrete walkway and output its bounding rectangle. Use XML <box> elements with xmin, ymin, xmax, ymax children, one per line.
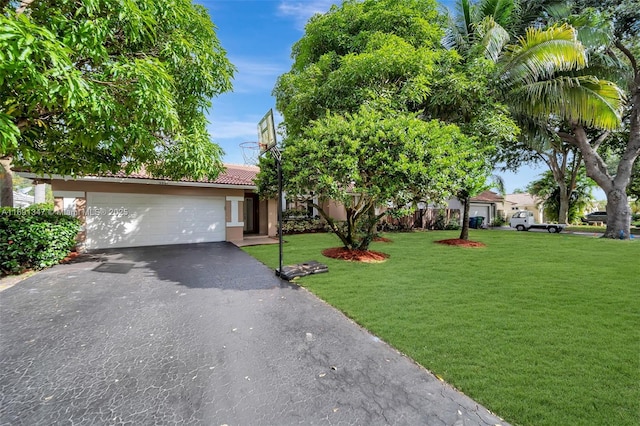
<box><xmin>0</xmin><ymin>243</ymin><xmax>509</xmax><ymax>425</ymax></box>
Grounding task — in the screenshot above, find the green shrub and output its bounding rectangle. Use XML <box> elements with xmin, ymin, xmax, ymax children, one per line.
<box><xmin>490</xmin><ymin>216</ymin><xmax>507</xmax><ymax>227</ymax></box>
<box><xmin>280</xmin><ymin>218</ymin><xmax>328</xmax><ymax>234</ymax></box>
<box><xmin>444</xmin><ymin>219</ymin><xmax>460</xmax><ymax>230</ymax></box>
<box><xmin>0</xmin><ymin>207</ymin><xmax>81</xmax><ymax>275</ymax></box>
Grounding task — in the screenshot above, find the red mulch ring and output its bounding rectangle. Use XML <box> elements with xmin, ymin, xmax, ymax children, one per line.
<box><xmin>60</xmin><ymin>251</ymin><xmax>81</xmax><ymax>263</ymax></box>
<box><xmin>373</xmin><ymin>236</ymin><xmax>393</xmax><ymax>243</ymax></box>
<box><xmin>435</xmin><ymin>238</ymin><xmax>486</xmax><ymax>248</ymax></box>
<box><xmin>322</xmin><ymin>247</ymin><xmax>389</xmax><ymax>263</ymax></box>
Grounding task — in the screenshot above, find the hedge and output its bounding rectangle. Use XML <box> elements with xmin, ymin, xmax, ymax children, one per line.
<box><xmin>0</xmin><ymin>205</ymin><xmax>81</xmax><ymax>275</ymax></box>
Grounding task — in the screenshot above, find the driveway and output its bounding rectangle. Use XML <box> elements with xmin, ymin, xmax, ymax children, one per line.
<box><xmin>0</xmin><ymin>243</ymin><xmax>509</xmax><ymax>425</ymax></box>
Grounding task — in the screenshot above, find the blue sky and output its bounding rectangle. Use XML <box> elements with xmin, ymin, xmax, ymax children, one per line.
<box><xmin>196</xmin><ymin>0</ymin><xmax>573</xmax><ymax>196</ymax></box>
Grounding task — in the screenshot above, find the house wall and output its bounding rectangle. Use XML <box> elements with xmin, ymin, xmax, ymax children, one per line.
<box><xmin>320</xmin><ymin>199</ymin><xmax>347</xmax><ymax>221</ymax></box>
<box><xmin>51</xmin><ymin>180</ymin><xmax>250</xmax><ymax>243</ymax></box>
<box><xmin>505</xmin><ymin>194</ymin><xmax>544</xmax><ymax>223</ymax></box>
<box><xmin>259</xmin><ymin>199</ymin><xmax>278</xmax><ymax>237</ymax></box>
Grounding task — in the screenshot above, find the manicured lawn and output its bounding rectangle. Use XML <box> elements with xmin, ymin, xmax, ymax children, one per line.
<box><xmin>243</xmin><ymin>231</ymin><xmax>639</xmax><ymax>426</ymax></box>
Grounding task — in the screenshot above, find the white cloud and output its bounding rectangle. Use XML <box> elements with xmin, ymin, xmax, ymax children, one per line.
<box><xmin>277</xmin><ymin>0</ymin><xmax>336</xmax><ymax>29</ymax></box>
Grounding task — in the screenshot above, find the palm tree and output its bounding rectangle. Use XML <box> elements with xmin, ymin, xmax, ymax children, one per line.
<box><xmin>444</xmin><ymin>0</ymin><xmax>624</xmax><ymax>227</ymax></box>
<box><xmin>527</xmin><ymin>168</ymin><xmax>597</xmax><ymax>223</ymax></box>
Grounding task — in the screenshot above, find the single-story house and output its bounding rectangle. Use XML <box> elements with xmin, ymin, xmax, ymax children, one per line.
<box><xmin>445</xmin><ymin>190</ymin><xmax>504</xmax><ymax>228</ymax></box>
<box><xmin>502</xmin><ymin>193</ymin><xmax>544</xmax><ymax>223</ymax></box>
<box><xmin>19</xmin><ymin>165</ymin><xmax>277</xmax><ymax>250</ymax></box>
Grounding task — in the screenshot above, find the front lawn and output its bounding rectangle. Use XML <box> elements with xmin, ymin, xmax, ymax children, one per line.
<box><xmin>243</xmin><ymin>231</ymin><xmax>639</xmax><ymax>426</ymax></box>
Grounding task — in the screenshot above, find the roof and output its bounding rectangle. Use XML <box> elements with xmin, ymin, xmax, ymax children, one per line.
<box><xmin>505</xmin><ymin>193</ymin><xmax>540</xmax><ymax>206</ymax></box>
<box><xmin>470</xmin><ymin>190</ymin><xmax>504</xmax><ymax>203</ymax></box>
<box><xmin>30</xmin><ymin>164</ymin><xmax>260</xmax><ymax>188</ymax></box>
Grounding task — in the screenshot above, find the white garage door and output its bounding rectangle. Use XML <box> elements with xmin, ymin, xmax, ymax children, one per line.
<box><xmin>470</xmin><ymin>205</ymin><xmax>490</xmax><ymax>227</ymax></box>
<box><xmin>85</xmin><ymin>192</ymin><xmax>226</xmax><ymax>249</ymax></box>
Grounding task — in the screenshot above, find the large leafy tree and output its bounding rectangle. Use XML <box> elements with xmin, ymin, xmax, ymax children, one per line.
<box><xmin>283</xmin><ymin>106</ymin><xmax>486</xmax><ymax>250</ymax></box>
<box><xmin>0</xmin><ymin>0</ymin><xmax>235</xmax><ymax>206</ymax></box>
<box><xmin>261</xmin><ymin>0</ymin><xmax>498</xmax><ymax>250</ymax></box>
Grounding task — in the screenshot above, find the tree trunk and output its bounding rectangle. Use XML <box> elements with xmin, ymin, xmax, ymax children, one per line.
<box><xmin>0</xmin><ymin>157</ymin><xmax>14</xmax><ymax>207</ymax></box>
<box><xmin>557</xmin><ymin>180</ymin><xmax>570</xmax><ymax>225</ymax></box>
<box><xmin>459</xmin><ymin>194</ymin><xmax>470</xmax><ymax>240</ymax></box>
<box><xmin>604</xmin><ymin>187</ymin><xmax>631</xmax><ymax>239</ymax></box>
<box><xmin>573</xmin><ymin>125</ymin><xmax>638</xmax><ymax>239</ymax></box>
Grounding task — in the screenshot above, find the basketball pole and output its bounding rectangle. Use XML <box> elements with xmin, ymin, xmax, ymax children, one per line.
<box><xmin>257</xmin><ymin>108</ymin><xmax>283</xmax><ymax>278</ymax></box>
<box><xmin>268</xmin><ymin>146</ymin><xmax>284</xmax><ymax>277</ymax></box>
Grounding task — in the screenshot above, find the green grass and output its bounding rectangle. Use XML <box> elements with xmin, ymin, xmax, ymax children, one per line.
<box><xmin>244</xmin><ymin>231</ymin><xmax>640</xmax><ymax>426</ymax></box>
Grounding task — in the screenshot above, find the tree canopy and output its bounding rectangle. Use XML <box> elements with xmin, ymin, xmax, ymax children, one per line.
<box><xmin>0</xmin><ymin>0</ymin><xmax>235</xmax><ymax>205</ymax></box>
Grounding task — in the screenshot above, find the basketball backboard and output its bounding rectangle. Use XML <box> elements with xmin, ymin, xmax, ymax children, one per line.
<box><xmin>257</xmin><ymin>109</ymin><xmax>277</xmax><ymax>155</ymax></box>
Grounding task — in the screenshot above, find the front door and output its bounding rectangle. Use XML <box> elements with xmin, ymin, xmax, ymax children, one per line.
<box><xmin>243</xmin><ymin>194</ymin><xmax>259</xmax><ymax>234</ymax></box>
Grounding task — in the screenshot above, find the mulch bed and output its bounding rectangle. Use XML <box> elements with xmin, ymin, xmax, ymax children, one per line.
<box><xmin>322</xmin><ymin>247</ymin><xmax>389</xmax><ymax>263</ymax></box>
<box><xmin>435</xmin><ymin>238</ymin><xmax>486</xmax><ymax>248</ymax></box>
<box><xmin>61</xmin><ymin>251</ymin><xmax>82</xmax><ymax>263</ymax></box>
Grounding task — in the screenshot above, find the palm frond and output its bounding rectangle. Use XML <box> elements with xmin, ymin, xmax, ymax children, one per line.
<box><xmin>501</xmin><ymin>24</ymin><xmax>587</xmax><ymax>88</ymax></box>
<box><xmin>508</xmin><ymin>76</ymin><xmax>624</xmax><ymax>130</ymax></box>
<box><xmin>475</xmin><ymin>16</ymin><xmax>510</xmax><ymax>62</ymax></box>
<box><xmin>478</xmin><ymin>0</ymin><xmax>516</xmax><ymax>29</ymax></box>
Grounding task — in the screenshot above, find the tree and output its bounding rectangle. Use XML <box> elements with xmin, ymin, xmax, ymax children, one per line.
<box><xmin>0</xmin><ymin>0</ymin><xmax>235</xmax><ymax>206</ymax></box>
<box><xmin>263</xmin><ymin>0</ymin><xmax>496</xmax><ymax>250</ymax></box>
<box><xmin>281</xmin><ymin>106</ymin><xmax>487</xmax><ymax>250</ymax></box>
<box><xmin>489</xmin><ymin>0</ymin><xmax>638</xmax><ymax>238</ymax></box>
<box><xmin>444</xmin><ymin>1</ymin><xmax>624</xmax><ymax>227</ymax></box>
<box><xmin>527</xmin><ymin>168</ymin><xmax>597</xmax><ymax>223</ymax></box>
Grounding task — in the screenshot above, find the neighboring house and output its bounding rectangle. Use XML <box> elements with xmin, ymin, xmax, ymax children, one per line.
<box><xmin>308</xmin><ymin>190</ymin><xmax>504</xmax><ymax>229</ymax></box>
<box><xmin>18</xmin><ymin>165</ymin><xmax>277</xmax><ymax>250</ymax></box>
<box><xmin>503</xmin><ymin>193</ymin><xmax>544</xmax><ymax>223</ymax></box>
<box><xmin>446</xmin><ymin>190</ymin><xmax>504</xmax><ymax>228</ymax></box>
<box><xmin>12</xmin><ymin>191</ymin><xmax>34</xmax><ymax>208</ymax></box>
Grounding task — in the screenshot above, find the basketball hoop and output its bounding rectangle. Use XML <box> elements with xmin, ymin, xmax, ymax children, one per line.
<box><xmin>240</xmin><ymin>141</ymin><xmax>260</xmax><ymax>165</ymax></box>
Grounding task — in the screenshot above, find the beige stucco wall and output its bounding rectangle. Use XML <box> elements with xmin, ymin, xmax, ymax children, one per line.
<box><xmin>225</xmin><ymin>226</ymin><xmax>243</xmax><ymax>243</ymax></box>
<box><xmin>267</xmin><ymin>199</ymin><xmax>278</xmax><ymax>237</ymax></box>
<box><xmin>321</xmin><ymin>199</ymin><xmax>347</xmax><ymax>221</ymax></box>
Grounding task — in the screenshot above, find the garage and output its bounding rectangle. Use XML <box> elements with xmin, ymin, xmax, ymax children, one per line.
<box><xmin>469</xmin><ymin>204</ymin><xmax>490</xmax><ymax>227</ymax></box>
<box><xmin>85</xmin><ymin>192</ymin><xmax>226</xmax><ymax>249</ymax></box>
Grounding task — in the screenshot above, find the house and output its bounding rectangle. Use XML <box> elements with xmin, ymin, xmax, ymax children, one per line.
<box><xmin>18</xmin><ymin>165</ymin><xmax>277</xmax><ymax>250</ymax></box>
<box><xmin>446</xmin><ymin>190</ymin><xmax>505</xmax><ymax>228</ymax></box>
<box><xmin>503</xmin><ymin>193</ymin><xmax>544</xmax><ymax>223</ymax></box>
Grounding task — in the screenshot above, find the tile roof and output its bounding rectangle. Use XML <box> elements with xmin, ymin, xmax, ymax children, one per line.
<box><xmin>505</xmin><ymin>193</ymin><xmax>540</xmax><ymax>206</ymax></box>
<box><xmin>103</xmin><ymin>164</ymin><xmax>259</xmax><ymax>187</ymax></box>
<box><xmin>470</xmin><ymin>190</ymin><xmax>504</xmax><ymax>203</ymax></box>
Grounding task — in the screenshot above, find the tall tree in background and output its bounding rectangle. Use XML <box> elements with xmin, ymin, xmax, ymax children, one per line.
<box><xmin>527</xmin><ymin>169</ymin><xmax>597</xmax><ymax>223</ymax></box>
<box><xmin>444</xmin><ymin>0</ymin><xmax>625</xmax><ymax>226</ymax></box>
<box><xmin>0</xmin><ymin>0</ymin><xmax>235</xmax><ymax>206</ymax></box>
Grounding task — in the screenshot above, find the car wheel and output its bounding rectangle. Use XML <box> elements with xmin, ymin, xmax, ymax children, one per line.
<box><xmin>516</xmin><ymin>225</ymin><xmax>525</xmax><ymax>232</ymax></box>
<box><xmin>548</xmin><ymin>226</ymin><xmax>558</xmax><ymax>233</ymax></box>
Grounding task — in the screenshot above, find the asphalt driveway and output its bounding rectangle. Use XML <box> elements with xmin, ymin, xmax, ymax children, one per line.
<box><xmin>0</xmin><ymin>243</ymin><xmax>509</xmax><ymax>425</ymax></box>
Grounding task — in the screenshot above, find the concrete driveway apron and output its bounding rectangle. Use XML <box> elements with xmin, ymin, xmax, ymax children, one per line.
<box><xmin>0</xmin><ymin>243</ymin><xmax>509</xmax><ymax>425</ymax></box>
